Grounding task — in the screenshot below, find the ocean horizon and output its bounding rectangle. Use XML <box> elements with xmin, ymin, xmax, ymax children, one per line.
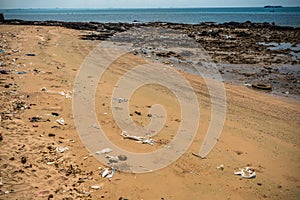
<box><xmin>1</xmin><ymin>7</ymin><xmax>300</xmax><ymax>27</ymax></box>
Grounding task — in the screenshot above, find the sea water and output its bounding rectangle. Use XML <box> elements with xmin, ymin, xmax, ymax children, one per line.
<box><xmin>1</xmin><ymin>7</ymin><xmax>300</xmax><ymax>27</ymax></box>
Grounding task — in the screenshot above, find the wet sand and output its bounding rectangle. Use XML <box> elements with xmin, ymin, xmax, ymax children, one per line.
<box><xmin>0</xmin><ymin>25</ymin><xmax>299</xmax><ymax>199</ymax></box>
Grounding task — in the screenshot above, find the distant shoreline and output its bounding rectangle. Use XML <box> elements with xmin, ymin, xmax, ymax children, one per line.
<box><xmin>1</xmin><ymin>7</ymin><xmax>300</xmax><ymax>27</ymax></box>
<box><xmin>3</xmin><ymin>6</ymin><xmax>300</xmax><ymax>10</ymax></box>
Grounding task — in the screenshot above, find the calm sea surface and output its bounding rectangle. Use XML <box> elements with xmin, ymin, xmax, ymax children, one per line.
<box><xmin>1</xmin><ymin>7</ymin><xmax>300</xmax><ymax>27</ymax></box>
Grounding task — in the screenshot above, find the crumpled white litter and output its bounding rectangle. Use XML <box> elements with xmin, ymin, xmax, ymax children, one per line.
<box><xmin>234</xmin><ymin>167</ymin><xmax>256</xmax><ymax>179</ymax></box>
<box><xmin>121</xmin><ymin>131</ymin><xmax>154</xmax><ymax>145</ymax></box>
<box><xmin>59</xmin><ymin>91</ymin><xmax>72</xmax><ymax>99</ymax></box>
<box><xmin>96</xmin><ymin>148</ymin><xmax>112</xmax><ymax>155</ymax></box>
<box><xmin>101</xmin><ymin>168</ymin><xmax>115</xmax><ymax>179</ymax></box>
<box><xmin>56</xmin><ymin>118</ymin><xmax>65</xmax><ymax>125</ymax></box>
<box><xmin>56</xmin><ymin>146</ymin><xmax>69</xmax><ymax>153</ymax></box>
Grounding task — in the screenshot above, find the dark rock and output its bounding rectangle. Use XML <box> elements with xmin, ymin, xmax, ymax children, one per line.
<box><xmin>29</xmin><ymin>116</ymin><xmax>42</xmax><ymax>122</ymax></box>
<box><xmin>51</xmin><ymin>112</ymin><xmax>59</xmax><ymax>116</ymax></box>
<box><xmin>134</xmin><ymin>111</ymin><xmax>141</xmax><ymax>115</ymax></box>
<box><xmin>0</xmin><ymin>70</ymin><xmax>9</xmax><ymax>74</ymax></box>
<box><xmin>252</xmin><ymin>83</ymin><xmax>272</xmax><ymax>90</ymax></box>
<box><xmin>0</xmin><ymin>13</ymin><xmax>4</xmax><ymax>22</ymax></box>
<box><xmin>21</xmin><ymin>157</ymin><xmax>27</xmax><ymax>164</ymax></box>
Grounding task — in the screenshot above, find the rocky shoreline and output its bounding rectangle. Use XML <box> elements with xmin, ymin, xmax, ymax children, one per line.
<box><xmin>1</xmin><ymin>19</ymin><xmax>300</xmax><ymax>98</ymax></box>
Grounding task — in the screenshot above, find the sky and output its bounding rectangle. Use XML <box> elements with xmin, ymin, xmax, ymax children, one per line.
<box><xmin>0</xmin><ymin>0</ymin><xmax>300</xmax><ymax>9</ymax></box>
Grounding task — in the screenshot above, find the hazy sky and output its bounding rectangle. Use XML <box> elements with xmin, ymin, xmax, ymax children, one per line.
<box><xmin>1</xmin><ymin>0</ymin><xmax>300</xmax><ymax>9</ymax></box>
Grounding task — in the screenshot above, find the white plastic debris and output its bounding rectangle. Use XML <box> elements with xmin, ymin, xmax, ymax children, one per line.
<box><xmin>121</xmin><ymin>131</ymin><xmax>154</xmax><ymax>145</ymax></box>
<box><xmin>56</xmin><ymin>146</ymin><xmax>69</xmax><ymax>153</ymax></box>
<box><xmin>91</xmin><ymin>185</ymin><xmax>101</xmax><ymax>190</ymax></box>
<box><xmin>105</xmin><ymin>155</ymin><xmax>119</xmax><ymax>163</ymax></box>
<box><xmin>140</xmin><ymin>138</ymin><xmax>154</xmax><ymax>145</ymax></box>
<box><xmin>217</xmin><ymin>164</ymin><xmax>224</xmax><ymax>171</ymax></box>
<box><xmin>96</xmin><ymin>148</ymin><xmax>112</xmax><ymax>155</ymax></box>
<box><xmin>101</xmin><ymin>168</ymin><xmax>110</xmax><ymax>178</ymax></box>
<box><xmin>113</xmin><ymin>97</ymin><xmax>128</xmax><ymax>103</ymax></box>
<box><xmin>101</xmin><ymin>168</ymin><xmax>115</xmax><ymax>179</ymax></box>
<box><xmin>56</xmin><ymin>118</ymin><xmax>65</xmax><ymax>125</ymax></box>
<box><xmin>0</xmin><ymin>177</ymin><xmax>3</xmax><ymax>186</ymax></box>
<box><xmin>59</xmin><ymin>91</ymin><xmax>72</xmax><ymax>99</ymax></box>
<box><xmin>106</xmin><ymin>169</ymin><xmax>115</xmax><ymax>179</ymax></box>
<box><xmin>234</xmin><ymin>167</ymin><xmax>256</xmax><ymax>179</ymax></box>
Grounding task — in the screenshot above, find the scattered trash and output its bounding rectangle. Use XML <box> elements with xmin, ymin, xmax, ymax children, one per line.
<box><xmin>59</xmin><ymin>91</ymin><xmax>72</xmax><ymax>99</ymax></box>
<box><xmin>56</xmin><ymin>146</ymin><xmax>69</xmax><ymax>153</ymax></box>
<box><xmin>217</xmin><ymin>164</ymin><xmax>224</xmax><ymax>171</ymax></box>
<box><xmin>101</xmin><ymin>168</ymin><xmax>110</xmax><ymax>178</ymax></box>
<box><xmin>25</xmin><ymin>53</ymin><xmax>36</xmax><ymax>56</ymax></box>
<box><xmin>56</xmin><ymin>118</ymin><xmax>65</xmax><ymax>125</ymax></box>
<box><xmin>105</xmin><ymin>155</ymin><xmax>119</xmax><ymax>163</ymax></box>
<box><xmin>191</xmin><ymin>152</ymin><xmax>205</xmax><ymax>159</ymax></box>
<box><xmin>121</xmin><ymin>131</ymin><xmax>154</xmax><ymax>145</ymax></box>
<box><xmin>234</xmin><ymin>167</ymin><xmax>256</xmax><ymax>179</ymax></box>
<box><xmin>113</xmin><ymin>97</ymin><xmax>128</xmax><ymax>103</ymax></box>
<box><xmin>244</xmin><ymin>83</ymin><xmax>252</xmax><ymax>87</ymax></box>
<box><xmin>101</xmin><ymin>168</ymin><xmax>115</xmax><ymax>179</ymax></box>
<box><xmin>96</xmin><ymin>148</ymin><xmax>112</xmax><ymax>155</ymax></box>
<box><xmin>17</xmin><ymin>71</ymin><xmax>27</xmax><ymax>74</ymax></box>
<box><xmin>93</xmin><ymin>123</ymin><xmax>100</xmax><ymax>129</ymax></box>
<box><xmin>91</xmin><ymin>185</ymin><xmax>102</xmax><ymax>190</ymax></box>
<box><xmin>106</xmin><ymin>169</ymin><xmax>115</xmax><ymax>179</ymax></box>
<box><xmin>0</xmin><ymin>49</ymin><xmax>5</xmax><ymax>53</ymax></box>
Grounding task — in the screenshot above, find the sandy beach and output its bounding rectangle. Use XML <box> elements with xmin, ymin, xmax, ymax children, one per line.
<box><xmin>0</xmin><ymin>23</ymin><xmax>299</xmax><ymax>200</ymax></box>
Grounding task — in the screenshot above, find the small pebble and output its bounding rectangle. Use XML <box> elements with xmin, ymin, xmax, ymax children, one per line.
<box><xmin>118</xmin><ymin>155</ymin><xmax>127</xmax><ymax>161</ymax></box>
<box><xmin>21</xmin><ymin>157</ymin><xmax>27</xmax><ymax>164</ymax></box>
<box><xmin>134</xmin><ymin>111</ymin><xmax>141</xmax><ymax>115</ymax></box>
